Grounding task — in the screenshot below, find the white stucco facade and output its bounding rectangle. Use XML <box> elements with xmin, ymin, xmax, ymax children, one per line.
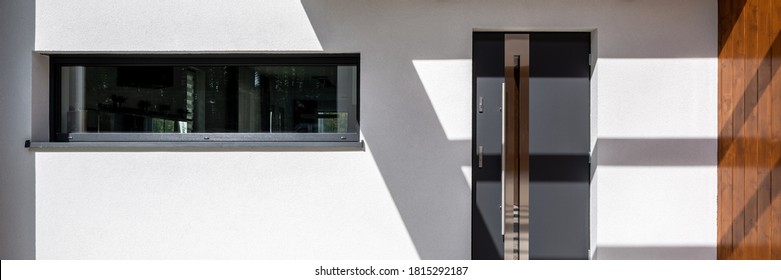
<box><xmin>0</xmin><ymin>0</ymin><xmax>718</xmax><ymax>259</ymax></box>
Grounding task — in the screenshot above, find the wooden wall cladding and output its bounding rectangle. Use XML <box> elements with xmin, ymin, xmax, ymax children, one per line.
<box><xmin>718</xmin><ymin>0</ymin><xmax>781</xmax><ymax>260</ymax></box>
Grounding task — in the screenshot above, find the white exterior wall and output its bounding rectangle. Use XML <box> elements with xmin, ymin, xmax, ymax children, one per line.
<box><xmin>32</xmin><ymin>0</ymin><xmax>717</xmax><ymax>259</ymax></box>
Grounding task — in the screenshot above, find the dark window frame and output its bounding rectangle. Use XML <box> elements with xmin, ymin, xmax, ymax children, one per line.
<box><xmin>49</xmin><ymin>54</ymin><xmax>361</xmax><ymax>143</ymax></box>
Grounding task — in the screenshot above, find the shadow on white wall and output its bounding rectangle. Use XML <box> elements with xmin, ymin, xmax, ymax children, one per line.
<box><xmin>412</xmin><ymin>59</ymin><xmax>473</xmax><ymax>141</ymax></box>
<box><xmin>300</xmin><ymin>0</ymin><xmax>717</xmax><ymax>259</ymax></box>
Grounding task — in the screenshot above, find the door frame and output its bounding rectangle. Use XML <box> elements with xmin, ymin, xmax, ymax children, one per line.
<box><xmin>471</xmin><ymin>30</ymin><xmax>597</xmax><ymax>260</ymax></box>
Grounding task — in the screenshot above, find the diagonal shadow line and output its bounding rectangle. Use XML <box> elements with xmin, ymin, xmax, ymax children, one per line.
<box><xmin>718</xmin><ymin>155</ymin><xmax>780</xmax><ymax>259</ymax></box>
<box><xmin>299</xmin><ymin>0</ymin><xmax>476</xmax><ymax>259</ymax></box>
<box><xmin>718</xmin><ymin>0</ymin><xmax>748</xmax><ymax>56</ymax></box>
<box><xmin>717</xmin><ymin>0</ymin><xmax>781</xmax><ymax>260</ymax></box>
<box><xmin>717</xmin><ymin>6</ymin><xmax>780</xmax><ymax>164</ymax></box>
<box><xmin>471</xmin><ymin>205</ymin><xmax>502</xmax><ymax>259</ymax></box>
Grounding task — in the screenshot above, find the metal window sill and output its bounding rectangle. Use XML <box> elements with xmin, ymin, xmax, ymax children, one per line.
<box><xmin>26</xmin><ymin>140</ymin><xmax>365</xmax><ymax>152</ymax></box>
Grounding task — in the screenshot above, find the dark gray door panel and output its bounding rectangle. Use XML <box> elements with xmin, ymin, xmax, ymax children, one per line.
<box><xmin>527</xmin><ymin>32</ymin><xmax>591</xmax><ymax>260</ymax></box>
<box><xmin>473</xmin><ymin>77</ymin><xmax>504</xmax><ymax>259</ymax></box>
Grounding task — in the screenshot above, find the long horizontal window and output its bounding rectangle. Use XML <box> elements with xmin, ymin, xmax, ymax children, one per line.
<box><xmin>50</xmin><ymin>55</ymin><xmax>360</xmax><ymax>142</ymax></box>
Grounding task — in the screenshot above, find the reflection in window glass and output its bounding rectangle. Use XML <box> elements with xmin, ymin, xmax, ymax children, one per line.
<box><xmin>59</xmin><ymin>65</ymin><xmax>358</xmax><ymax>134</ymax></box>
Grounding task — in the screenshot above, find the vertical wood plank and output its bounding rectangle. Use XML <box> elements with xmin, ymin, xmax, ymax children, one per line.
<box><xmin>771</xmin><ymin>0</ymin><xmax>781</xmax><ymax>260</ymax></box>
<box><xmin>743</xmin><ymin>0</ymin><xmax>759</xmax><ymax>260</ymax></box>
<box><xmin>732</xmin><ymin>0</ymin><xmax>747</xmax><ymax>260</ymax></box>
<box><xmin>718</xmin><ymin>0</ymin><xmax>735</xmax><ymax>260</ymax></box>
<box><xmin>756</xmin><ymin>0</ymin><xmax>773</xmax><ymax>260</ymax></box>
<box><xmin>720</xmin><ymin>0</ymin><xmax>780</xmax><ymax>259</ymax></box>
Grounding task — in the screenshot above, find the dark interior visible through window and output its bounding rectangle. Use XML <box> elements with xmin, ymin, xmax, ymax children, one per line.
<box><xmin>49</xmin><ymin>55</ymin><xmax>360</xmax><ymax>142</ymax></box>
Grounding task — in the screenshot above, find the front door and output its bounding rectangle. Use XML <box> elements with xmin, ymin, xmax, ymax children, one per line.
<box><xmin>472</xmin><ymin>32</ymin><xmax>591</xmax><ymax>260</ymax></box>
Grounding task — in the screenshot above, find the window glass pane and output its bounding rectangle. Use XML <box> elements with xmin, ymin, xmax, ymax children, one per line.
<box><xmin>59</xmin><ymin>65</ymin><xmax>358</xmax><ymax>135</ymax></box>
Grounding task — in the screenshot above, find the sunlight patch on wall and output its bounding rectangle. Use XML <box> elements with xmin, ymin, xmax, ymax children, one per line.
<box><xmin>460</xmin><ymin>166</ymin><xmax>472</xmax><ymax>190</ymax></box>
<box><xmin>412</xmin><ymin>59</ymin><xmax>472</xmax><ymax>141</ymax></box>
<box><xmin>598</xmin><ymin>58</ymin><xmax>717</xmax><ymax>139</ymax></box>
<box><xmin>35</xmin><ymin>0</ymin><xmax>323</xmax><ymax>52</ymax></box>
<box><xmin>35</xmin><ymin>137</ymin><xmax>421</xmax><ymax>259</ymax></box>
